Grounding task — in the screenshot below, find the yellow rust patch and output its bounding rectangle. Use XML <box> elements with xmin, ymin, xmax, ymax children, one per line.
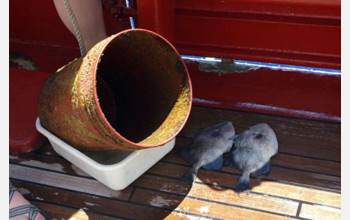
<box><xmin>140</xmin><ymin>84</ymin><xmax>192</xmax><ymax>146</ymax></box>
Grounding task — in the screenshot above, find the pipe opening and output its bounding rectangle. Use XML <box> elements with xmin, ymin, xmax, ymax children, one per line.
<box><xmin>96</xmin><ymin>30</ymin><xmax>191</xmax><ymax>146</ymax></box>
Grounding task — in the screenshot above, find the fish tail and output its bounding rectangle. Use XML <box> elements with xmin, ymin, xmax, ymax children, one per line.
<box><xmin>180</xmin><ymin>168</ymin><xmax>196</xmax><ymax>184</ymax></box>
<box><xmin>235</xmin><ymin>172</ymin><xmax>252</xmax><ymax>194</ymax></box>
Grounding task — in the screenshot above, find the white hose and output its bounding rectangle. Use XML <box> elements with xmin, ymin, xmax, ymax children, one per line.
<box><xmin>63</xmin><ymin>0</ymin><xmax>87</xmax><ymax>56</ymax></box>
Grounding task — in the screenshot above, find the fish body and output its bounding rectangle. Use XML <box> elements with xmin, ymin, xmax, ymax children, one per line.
<box><xmin>179</xmin><ymin>121</ymin><xmax>236</xmax><ymax>183</ymax></box>
<box><xmin>228</xmin><ymin>123</ymin><xmax>278</xmax><ymax>193</ymax></box>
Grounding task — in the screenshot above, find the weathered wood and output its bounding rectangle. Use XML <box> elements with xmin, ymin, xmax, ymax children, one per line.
<box><xmin>133</xmin><ymin>174</ymin><xmax>340</xmax><ymax>209</ymax></box>
<box><xmin>132</xmin><ymin>184</ymin><xmax>299</xmax><ymax>216</ymax></box>
<box><xmin>131</xmin><ymin>188</ymin><xmax>295</xmax><ymax>220</ymax></box>
<box><xmin>14</xmin><ymin>138</ymin><xmax>342</xmax><ymax>179</ymax></box>
<box><xmin>32</xmin><ymin>202</ymin><xmax>119</xmax><ymax>220</ymax></box>
<box><xmin>10</xmin><ymin>152</ymin><xmax>340</xmax><ymax>208</ymax></box>
<box><xmin>10</xmin><ymin>164</ymin><xmax>132</xmax><ymax>200</ymax></box>
<box><xmin>299</xmin><ymin>203</ymin><xmax>341</xmax><ymax>220</ymax></box>
<box><xmin>179</xmin><ymin>106</ymin><xmax>340</xmax><ymax>161</ymax></box>
<box><xmin>9</xmin><ymin>105</ymin><xmax>340</xmax><ymax>219</ymax></box>
<box><xmin>164</xmin><ymin>149</ymin><xmax>341</xmax><ymax>177</ymax></box>
<box><xmin>148</xmin><ymin>161</ymin><xmax>340</xmax><ymax>191</ymax></box>
<box><xmin>12</xmin><ymin>180</ymin><xmax>174</xmax><ymax>220</ymax></box>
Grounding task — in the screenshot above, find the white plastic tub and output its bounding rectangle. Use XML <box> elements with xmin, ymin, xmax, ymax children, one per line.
<box><xmin>36</xmin><ymin>118</ymin><xmax>175</xmax><ymax>190</ymax></box>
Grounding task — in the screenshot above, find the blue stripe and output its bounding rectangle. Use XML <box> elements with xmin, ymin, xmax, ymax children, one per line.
<box><xmin>125</xmin><ymin>0</ymin><xmax>136</xmax><ymax>29</ymax></box>
<box><xmin>180</xmin><ymin>55</ymin><xmax>341</xmax><ymax>74</ymax></box>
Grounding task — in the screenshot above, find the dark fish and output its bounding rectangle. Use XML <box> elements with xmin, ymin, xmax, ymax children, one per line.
<box><xmin>225</xmin><ymin>123</ymin><xmax>278</xmax><ymax>194</ymax></box>
<box><xmin>179</xmin><ymin>121</ymin><xmax>236</xmax><ymax>183</ymax></box>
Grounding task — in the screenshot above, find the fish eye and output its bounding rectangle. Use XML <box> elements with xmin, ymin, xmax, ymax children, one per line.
<box><xmin>254</xmin><ymin>133</ymin><xmax>263</xmax><ymax>139</ymax></box>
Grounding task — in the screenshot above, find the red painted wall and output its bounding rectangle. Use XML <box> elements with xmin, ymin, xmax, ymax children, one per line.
<box><xmin>9</xmin><ymin>0</ymin><xmax>340</xmax><ymax>122</ymax></box>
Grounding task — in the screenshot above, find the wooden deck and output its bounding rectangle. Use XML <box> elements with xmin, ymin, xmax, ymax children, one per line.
<box><xmin>9</xmin><ymin>105</ymin><xmax>341</xmax><ymax>220</ymax></box>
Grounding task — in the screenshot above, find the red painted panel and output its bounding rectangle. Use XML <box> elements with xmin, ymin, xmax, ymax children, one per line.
<box><xmin>9</xmin><ymin>0</ymin><xmax>340</xmax><ymax>122</ymax></box>
<box><xmin>9</xmin><ymin>40</ymin><xmax>340</xmax><ymax>122</ymax></box>
<box><xmin>9</xmin><ymin>0</ymin><xmax>340</xmax><ymax>69</ymax></box>
<box><xmin>9</xmin><ymin>68</ymin><xmax>50</xmax><ymax>154</ymax></box>
<box><xmin>185</xmin><ymin>60</ymin><xmax>340</xmax><ymax>122</ymax></box>
<box><xmin>9</xmin><ymin>0</ymin><xmax>131</xmax><ymax>48</ymax></box>
<box><xmin>10</xmin><ymin>39</ymin><xmax>80</xmax><ymax>73</ymax></box>
<box><xmin>174</xmin><ymin>0</ymin><xmax>341</xmax><ymax>69</ymax></box>
<box><xmin>137</xmin><ymin>0</ymin><xmax>175</xmax><ymax>42</ymax></box>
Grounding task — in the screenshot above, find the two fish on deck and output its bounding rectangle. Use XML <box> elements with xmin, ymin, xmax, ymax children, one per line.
<box><xmin>178</xmin><ymin>121</ymin><xmax>278</xmax><ymax>194</ymax></box>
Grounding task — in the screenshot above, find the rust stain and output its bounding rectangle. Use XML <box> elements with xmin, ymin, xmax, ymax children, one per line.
<box><xmin>38</xmin><ymin>29</ymin><xmax>192</xmax><ymax>151</ymax></box>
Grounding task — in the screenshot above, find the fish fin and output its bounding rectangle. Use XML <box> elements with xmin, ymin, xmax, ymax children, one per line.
<box><xmin>235</xmin><ymin>174</ymin><xmax>252</xmax><ymax>194</ymax></box>
<box><xmin>202</xmin><ymin>156</ymin><xmax>223</xmax><ymax>171</ymax></box>
<box><xmin>228</xmin><ymin>135</ymin><xmax>238</xmax><ymax>141</ymax></box>
<box><xmin>180</xmin><ymin>168</ymin><xmax>196</xmax><ymax>184</ymax></box>
<box><xmin>252</xmin><ymin>161</ymin><xmax>271</xmax><ymax>177</ymax></box>
<box><xmin>223</xmin><ymin>155</ymin><xmax>235</xmax><ymax>167</ymax></box>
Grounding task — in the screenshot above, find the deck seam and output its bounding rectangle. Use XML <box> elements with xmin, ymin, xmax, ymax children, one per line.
<box><xmin>128</xmin><ymin>187</ymin><xmax>136</xmax><ymax>201</ymax></box>
<box><xmin>296</xmin><ymin>202</ymin><xmax>302</xmax><ymax>217</ymax></box>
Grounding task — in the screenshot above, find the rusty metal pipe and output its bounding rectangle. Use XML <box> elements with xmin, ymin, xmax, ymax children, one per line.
<box><xmin>38</xmin><ymin>29</ymin><xmax>192</xmax><ymax>151</ymax></box>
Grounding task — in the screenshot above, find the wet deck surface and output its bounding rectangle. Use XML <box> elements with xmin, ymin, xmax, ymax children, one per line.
<box><xmin>9</xmin><ymin>105</ymin><xmax>341</xmax><ymax>220</ymax></box>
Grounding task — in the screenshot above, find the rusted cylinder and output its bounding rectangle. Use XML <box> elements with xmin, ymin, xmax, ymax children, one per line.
<box><xmin>38</xmin><ymin>29</ymin><xmax>192</xmax><ymax>151</ymax></box>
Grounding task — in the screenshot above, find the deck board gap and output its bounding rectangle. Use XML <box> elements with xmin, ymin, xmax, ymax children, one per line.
<box><xmin>128</xmin><ymin>187</ymin><xmax>136</xmax><ymax>201</ymax></box>
<box><xmin>296</xmin><ymin>202</ymin><xmax>302</xmax><ymax>217</ymax></box>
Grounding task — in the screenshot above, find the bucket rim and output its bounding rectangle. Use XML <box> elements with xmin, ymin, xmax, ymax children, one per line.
<box><xmin>89</xmin><ymin>28</ymin><xmax>193</xmax><ymax>149</ymax></box>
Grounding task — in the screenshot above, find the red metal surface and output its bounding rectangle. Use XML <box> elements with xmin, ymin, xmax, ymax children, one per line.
<box><xmin>185</xmin><ymin>60</ymin><xmax>340</xmax><ymax>122</ymax></box>
<box><xmin>9</xmin><ymin>68</ymin><xmax>50</xmax><ymax>154</ymax></box>
<box><xmin>174</xmin><ymin>0</ymin><xmax>341</xmax><ymax>69</ymax></box>
<box><xmin>137</xmin><ymin>0</ymin><xmax>175</xmax><ymax>43</ymax></box>
<box><xmin>9</xmin><ymin>0</ymin><xmax>131</xmax><ymax>49</ymax></box>
<box><xmin>10</xmin><ymin>0</ymin><xmax>340</xmax><ymax>69</ymax></box>
<box><xmin>9</xmin><ymin>0</ymin><xmax>340</xmax><ymax>123</ymax></box>
<box><xmin>39</xmin><ymin>30</ymin><xmax>192</xmax><ymax>151</ymax></box>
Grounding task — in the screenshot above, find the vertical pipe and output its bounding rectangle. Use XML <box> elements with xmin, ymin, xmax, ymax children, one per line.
<box><xmin>136</xmin><ymin>0</ymin><xmax>175</xmax><ymax>43</ymax></box>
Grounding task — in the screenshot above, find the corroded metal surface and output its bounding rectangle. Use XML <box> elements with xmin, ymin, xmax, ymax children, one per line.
<box><xmin>39</xmin><ymin>29</ymin><xmax>192</xmax><ymax>151</ymax></box>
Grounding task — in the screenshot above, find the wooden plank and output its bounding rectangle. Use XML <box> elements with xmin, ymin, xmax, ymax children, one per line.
<box><xmin>270</xmin><ymin>154</ymin><xmax>340</xmax><ymax>177</ymax></box>
<box><xmin>14</xmin><ymin>138</ymin><xmax>341</xmax><ymax>179</ymax></box>
<box><xmin>11</xmin><ymin>152</ymin><xmax>340</xmax><ymax>208</ymax></box>
<box><xmin>164</xmin><ymin>147</ymin><xmax>341</xmax><ymax>177</ymax></box>
<box><xmin>32</xmin><ymin>202</ymin><xmax>118</xmax><ymax>220</ymax></box>
<box><xmin>131</xmin><ymin>184</ymin><xmax>299</xmax><ymax>216</ymax></box>
<box><xmin>131</xmin><ymin>188</ymin><xmax>295</xmax><ymax>220</ymax></box>
<box><xmin>187</xmin><ymin>184</ymin><xmax>298</xmax><ymax>216</ymax></box>
<box><xmin>299</xmin><ymin>203</ymin><xmax>341</xmax><ymax>220</ymax></box>
<box><xmin>12</xmin><ymin>180</ymin><xmax>174</xmax><ymax>220</ymax></box>
<box><xmin>179</xmin><ymin>106</ymin><xmax>340</xmax><ymax>161</ymax></box>
<box><xmin>134</xmin><ymin>174</ymin><xmax>340</xmax><ymax>209</ymax></box>
<box><xmin>148</xmin><ymin>161</ymin><xmax>340</xmax><ymax>191</ymax></box>
<box><xmin>35</xmin><ymin>136</ymin><xmax>341</xmax><ymax>177</ymax></box>
<box><xmin>9</xmin><ymin>164</ymin><xmax>132</xmax><ymax>200</ymax></box>
<box><xmin>10</xmin><ymin>153</ymin><xmax>90</xmax><ymax>178</ymax></box>
<box><xmin>35</xmin><ymin>106</ymin><xmax>341</xmax><ymax>162</ymax></box>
